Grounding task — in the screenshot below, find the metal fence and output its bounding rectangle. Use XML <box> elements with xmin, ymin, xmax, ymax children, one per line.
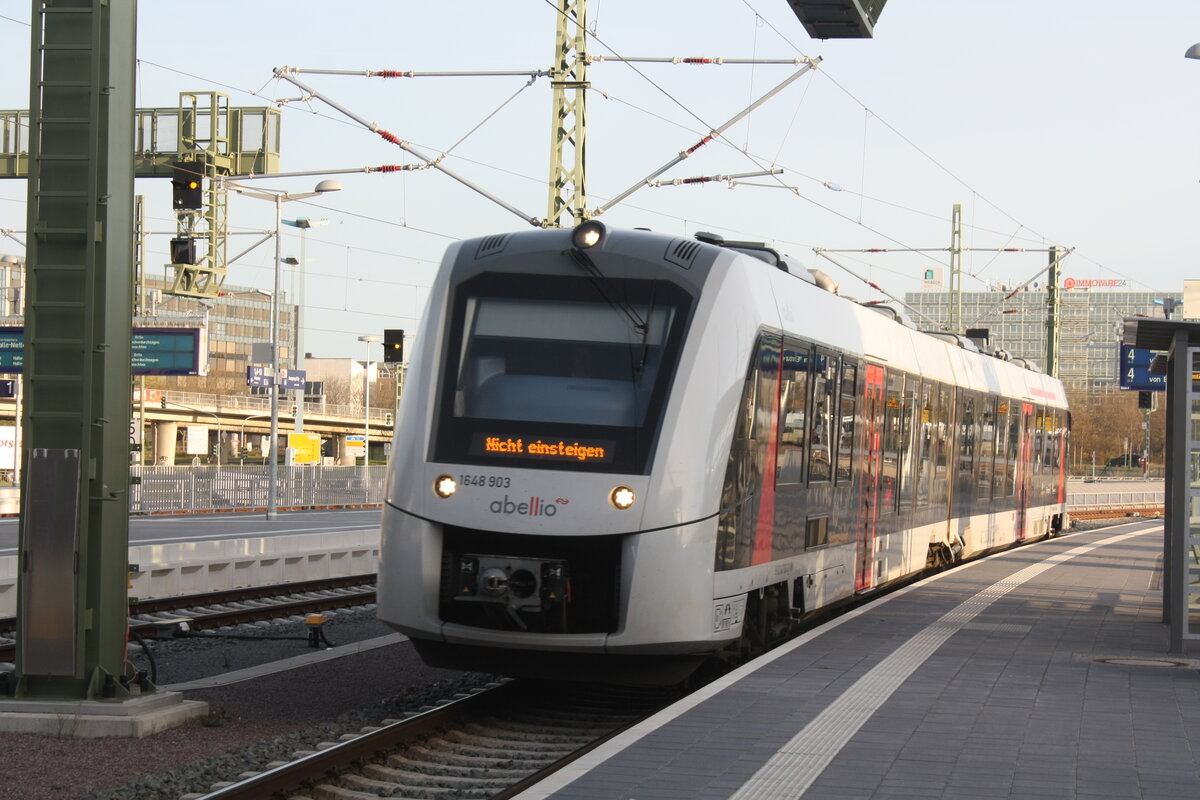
<box><xmin>1066</xmin><ymin>488</ymin><xmax>1164</xmax><ymax>514</ymax></box>
<box><xmin>129</xmin><ymin>465</ymin><xmax>389</xmax><ymax>514</ymax></box>
<box><xmin>157</xmin><ymin>388</ymin><xmax>391</xmax><ymax>424</ymax></box>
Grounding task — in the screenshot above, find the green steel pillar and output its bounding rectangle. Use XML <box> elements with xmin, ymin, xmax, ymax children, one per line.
<box><xmin>13</xmin><ymin>0</ymin><xmax>137</xmax><ymax>701</ymax></box>
<box><xmin>1044</xmin><ymin>246</ymin><xmax>1061</xmax><ymax>379</ymax></box>
<box><xmin>546</xmin><ymin>0</ymin><xmax>588</xmax><ymax>228</ymax></box>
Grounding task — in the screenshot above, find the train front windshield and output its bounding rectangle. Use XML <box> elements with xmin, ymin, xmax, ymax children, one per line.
<box><xmin>434</xmin><ymin>273</ymin><xmax>692</xmax><ymax>474</ymax></box>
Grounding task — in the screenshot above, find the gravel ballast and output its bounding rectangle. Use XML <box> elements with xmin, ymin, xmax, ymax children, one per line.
<box><xmin>0</xmin><ymin>608</ymin><xmax>493</xmax><ymax>800</ymax></box>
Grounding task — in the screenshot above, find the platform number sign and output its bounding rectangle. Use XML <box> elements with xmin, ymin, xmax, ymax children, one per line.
<box><xmin>1118</xmin><ymin>344</ymin><xmax>1165</xmax><ymax>391</ymax></box>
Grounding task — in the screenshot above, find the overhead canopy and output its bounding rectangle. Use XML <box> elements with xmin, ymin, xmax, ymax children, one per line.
<box><xmin>786</xmin><ymin>0</ymin><xmax>889</xmax><ymax>39</ymax></box>
<box><xmin>1122</xmin><ymin>318</ymin><xmax>1200</xmax><ymax>352</ymax></box>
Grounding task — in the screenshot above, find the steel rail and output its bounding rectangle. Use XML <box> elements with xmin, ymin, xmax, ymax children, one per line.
<box><xmin>0</xmin><ymin>574</ymin><xmax>377</xmax><ymax>661</ymax></box>
<box><xmin>194</xmin><ymin>681</ymin><xmax>518</xmax><ymax>800</ymax></box>
<box><xmin>192</xmin><ymin>680</ymin><xmax>678</xmax><ymax>800</ymax></box>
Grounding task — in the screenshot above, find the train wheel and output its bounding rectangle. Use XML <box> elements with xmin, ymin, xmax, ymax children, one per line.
<box><xmin>735</xmin><ymin>584</ymin><xmax>792</xmax><ymax>663</ymax></box>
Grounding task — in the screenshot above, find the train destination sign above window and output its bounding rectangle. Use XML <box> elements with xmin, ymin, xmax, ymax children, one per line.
<box><xmin>470</xmin><ymin>433</ymin><xmax>614</xmax><ymax>464</ymax></box>
<box><xmin>0</xmin><ymin>326</ymin><xmax>207</xmax><ymax>376</ymax></box>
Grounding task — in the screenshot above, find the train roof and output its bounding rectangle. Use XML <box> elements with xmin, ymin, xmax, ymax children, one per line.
<box><xmin>692</xmin><ymin>231</ymin><xmax>1068</xmax><ymax>408</ymax></box>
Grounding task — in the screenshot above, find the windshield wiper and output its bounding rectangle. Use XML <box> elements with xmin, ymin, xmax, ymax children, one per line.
<box><xmin>566</xmin><ymin>246</ymin><xmax>647</xmax><ymax>337</ymax></box>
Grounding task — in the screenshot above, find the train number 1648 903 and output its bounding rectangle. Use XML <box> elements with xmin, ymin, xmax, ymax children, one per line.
<box><xmin>460</xmin><ymin>474</ymin><xmax>512</xmax><ymax>488</ymax></box>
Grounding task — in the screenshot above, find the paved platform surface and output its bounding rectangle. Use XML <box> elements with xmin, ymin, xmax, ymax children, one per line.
<box><xmin>517</xmin><ymin>521</ymin><xmax>1200</xmax><ymax>800</ymax></box>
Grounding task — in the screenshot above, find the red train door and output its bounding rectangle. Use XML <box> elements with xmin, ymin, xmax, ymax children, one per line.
<box><xmin>1015</xmin><ymin>402</ymin><xmax>1034</xmax><ymax>540</ymax></box>
<box><xmin>856</xmin><ymin>365</ymin><xmax>885</xmax><ymax>592</ymax></box>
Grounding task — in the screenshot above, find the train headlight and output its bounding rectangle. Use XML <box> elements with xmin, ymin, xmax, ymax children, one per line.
<box><xmin>571</xmin><ymin>219</ymin><xmax>606</xmax><ymax>249</ymax></box>
<box><xmin>609</xmin><ymin>485</ymin><xmax>636</xmax><ymax>510</ymax></box>
<box><xmin>434</xmin><ymin>475</ymin><xmax>457</xmax><ymax>498</ymax></box>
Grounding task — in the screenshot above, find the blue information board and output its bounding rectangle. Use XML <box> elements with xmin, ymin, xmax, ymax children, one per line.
<box><xmin>245</xmin><ymin>367</ymin><xmax>306</xmax><ymax>389</ymax></box>
<box><xmin>1117</xmin><ymin>344</ymin><xmax>1166</xmax><ymax>391</ymax></box>
<box><xmin>0</xmin><ymin>328</ymin><xmax>22</xmax><ymax>371</ymax></box>
<box><xmin>0</xmin><ymin>326</ymin><xmax>203</xmax><ymax>375</ymax></box>
<box><xmin>131</xmin><ymin>328</ymin><xmax>202</xmax><ymax>375</ymax></box>
<box><xmin>247</xmin><ymin>365</ymin><xmax>270</xmax><ymax>387</ymax></box>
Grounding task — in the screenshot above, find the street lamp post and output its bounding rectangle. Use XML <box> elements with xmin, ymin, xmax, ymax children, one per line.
<box><xmin>358</xmin><ymin>335</ymin><xmax>381</xmax><ymax>470</ymax></box>
<box><xmin>226</xmin><ymin>179</ymin><xmax>342</xmax><ymax>519</ymax></box>
<box><xmin>281</xmin><ymin>216</ymin><xmax>328</xmax><ymax>434</ymax></box>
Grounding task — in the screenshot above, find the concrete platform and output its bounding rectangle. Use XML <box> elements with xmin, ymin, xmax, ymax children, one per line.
<box><xmin>517</xmin><ymin>521</ymin><xmax>1200</xmax><ymax>800</ymax></box>
<box><xmin>0</xmin><ymin>691</ymin><xmax>208</xmax><ymax>738</ymax></box>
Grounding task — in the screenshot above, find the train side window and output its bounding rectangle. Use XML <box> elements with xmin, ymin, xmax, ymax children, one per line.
<box><xmin>805</xmin><ymin>516</ymin><xmax>829</xmax><ymax>549</ymax></box>
<box><xmin>1050</xmin><ymin>410</ymin><xmax>1063</xmax><ymax>469</ymax></box>
<box><xmin>932</xmin><ymin>385</ymin><xmax>952</xmax><ymax>507</ymax></box>
<box><xmin>977</xmin><ymin>397</ymin><xmax>996</xmax><ymax>501</ymax></box>
<box><xmin>958</xmin><ymin>394</ymin><xmax>975</xmax><ymax>474</ymax></box>
<box><xmin>1033</xmin><ymin>408</ymin><xmax>1046</xmax><ymax>475</ymax></box>
<box><xmin>836</xmin><ymin>360</ymin><xmax>857</xmax><ymax>485</ymax></box>
<box><xmin>935</xmin><ymin>386</ymin><xmax>951</xmax><ymax>469</ymax></box>
<box><xmin>716</xmin><ymin>333</ymin><xmax>781</xmax><ymax>571</ymax></box>
<box><xmin>899</xmin><ymin>377</ymin><xmax>918</xmax><ymax>510</ymax></box>
<box><xmin>915</xmin><ymin>381</ymin><xmax>933</xmax><ymax>508</ymax></box>
<box><xmin>881</xmin><ymin>371</ymin><xmax>903</xmax><ymax>514</ymax></box>
<box><xmin>957</xmin><ymin>393</ymin><xmax>976</xmax><ymax>496</ymax></box>
<box><xmin>808</xmin><ymin>350</ymin><xmax>836</xmax><ymax>483</ymax></box>
<box><xmin>993</xmin><ymin>400</ymin><xmax>1003</xmax><ymax>501</ymax></box>
<box><xmin>1003</xmin><ymin>400</ymin><xmax>1019</xmax><ymax>497</ymax></box>
<box><xmin>777</xmin><ymin>341</ymin><xmax>810</xmax><ymax>486</ymax></box>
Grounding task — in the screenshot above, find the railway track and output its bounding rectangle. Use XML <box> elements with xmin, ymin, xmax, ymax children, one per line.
<box><xmin>187</xmin><ymin>678</ymin><xmax>678</xmax><ymax>800</ymax></box>
<box><xmin>0</xmin><ymin>574</ymin><xmax>377</xmax><ymax>663</ymax></box>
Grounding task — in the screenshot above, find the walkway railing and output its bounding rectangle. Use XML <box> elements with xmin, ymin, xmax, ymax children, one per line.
<box><xmin>156</xmin><ymin>389</ymin><xmax>390</xmax><ymax>423</ymax></box>
<box><xmin>1066</xmin><ymin>486</ymin><xmax>1164</xmax><ymax>516</ymax></box>
<box><xmin>129</xmin><ymin>465</ymin><xmax>388</xmax><ymax>514</ymax></box>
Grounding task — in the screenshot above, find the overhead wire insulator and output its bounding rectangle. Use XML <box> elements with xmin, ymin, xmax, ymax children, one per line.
<box><xmin>376</xmin><ymin>129</ymin><xmax>404</xmax><ymax>145</ymax></box>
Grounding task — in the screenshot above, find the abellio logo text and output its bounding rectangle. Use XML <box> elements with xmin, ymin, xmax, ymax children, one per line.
<box><xmin>488</xmin><ymin>495</ymin><xmax>569</xmax><ymax>517</ymax></box>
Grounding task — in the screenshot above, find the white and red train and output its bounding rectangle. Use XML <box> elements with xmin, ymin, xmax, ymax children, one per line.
<box><xmin>377</xmin><ymin>222</ymin><xmax>1069</xmax><ymax>681</ymax></box>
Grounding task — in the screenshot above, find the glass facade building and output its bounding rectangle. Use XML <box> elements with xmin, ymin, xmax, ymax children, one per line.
<box><xmin>904</xmin><ymin>286</ymin><xmax>1181</xmax><ymax>394</ymax></box>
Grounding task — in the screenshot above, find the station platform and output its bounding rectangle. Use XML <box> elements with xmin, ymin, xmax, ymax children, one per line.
<box><xmin>517</xmin><ymin>521</ymin><xmax>1200</xmax><ymax>800</ymax></box>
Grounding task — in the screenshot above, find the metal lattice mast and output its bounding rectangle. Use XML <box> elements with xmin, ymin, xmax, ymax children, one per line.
<box><xmin>15</xmin><ymin>0</ymin><xmax>136</xmax><ymax>701</ymax></box>
<box><xmin>1044</xmin><ymin>245</ymin><xmax>1062</xmax><ymax>378</ymax></box>
<box><xmin>546</xmin><ymin>0</ymin><xmax>588</xmax><ymax>228</ymax></box>
<box><xmin>172</xmin><ymin>92</ymin><xmax>232</xmax><ymax>298</ymax></box>
<box><xmin>948</xmin><ymin>203</ymin><xmax>963</xmax><ymax>333</ymax></box>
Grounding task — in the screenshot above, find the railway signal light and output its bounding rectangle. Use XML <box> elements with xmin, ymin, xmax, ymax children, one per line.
<box><xmin>170</xmin><ymin>237</ymin><xmax>197</xmax><ymax>265</ymax></box>
<box><xmin>171</xmin><ymin>162</ymin><xmax>203</xmax><ymax>210</ymax></box>
<box><xmin>384</xmin><ymin>329</ymin><xmax>404</xmax><ymax>363</ymax></box>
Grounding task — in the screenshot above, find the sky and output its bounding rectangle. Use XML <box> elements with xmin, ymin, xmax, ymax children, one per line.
<box><xmin>2</xmin><ymin>1</ymin><xmax>1200</xmax><ymax>358</ymax></box>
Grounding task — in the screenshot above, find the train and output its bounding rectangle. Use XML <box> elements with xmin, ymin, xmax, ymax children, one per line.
<box><xmin>377</xmin><ymin>221</ymin><xmax>1070</xmax><ymax>683</ymax></box>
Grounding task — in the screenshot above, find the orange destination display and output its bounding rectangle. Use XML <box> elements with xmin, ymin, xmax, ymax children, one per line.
<box><xmin>471</xmin><ymin>434</ymin><xmax>614</xmax><ymax>464</ymax></box>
